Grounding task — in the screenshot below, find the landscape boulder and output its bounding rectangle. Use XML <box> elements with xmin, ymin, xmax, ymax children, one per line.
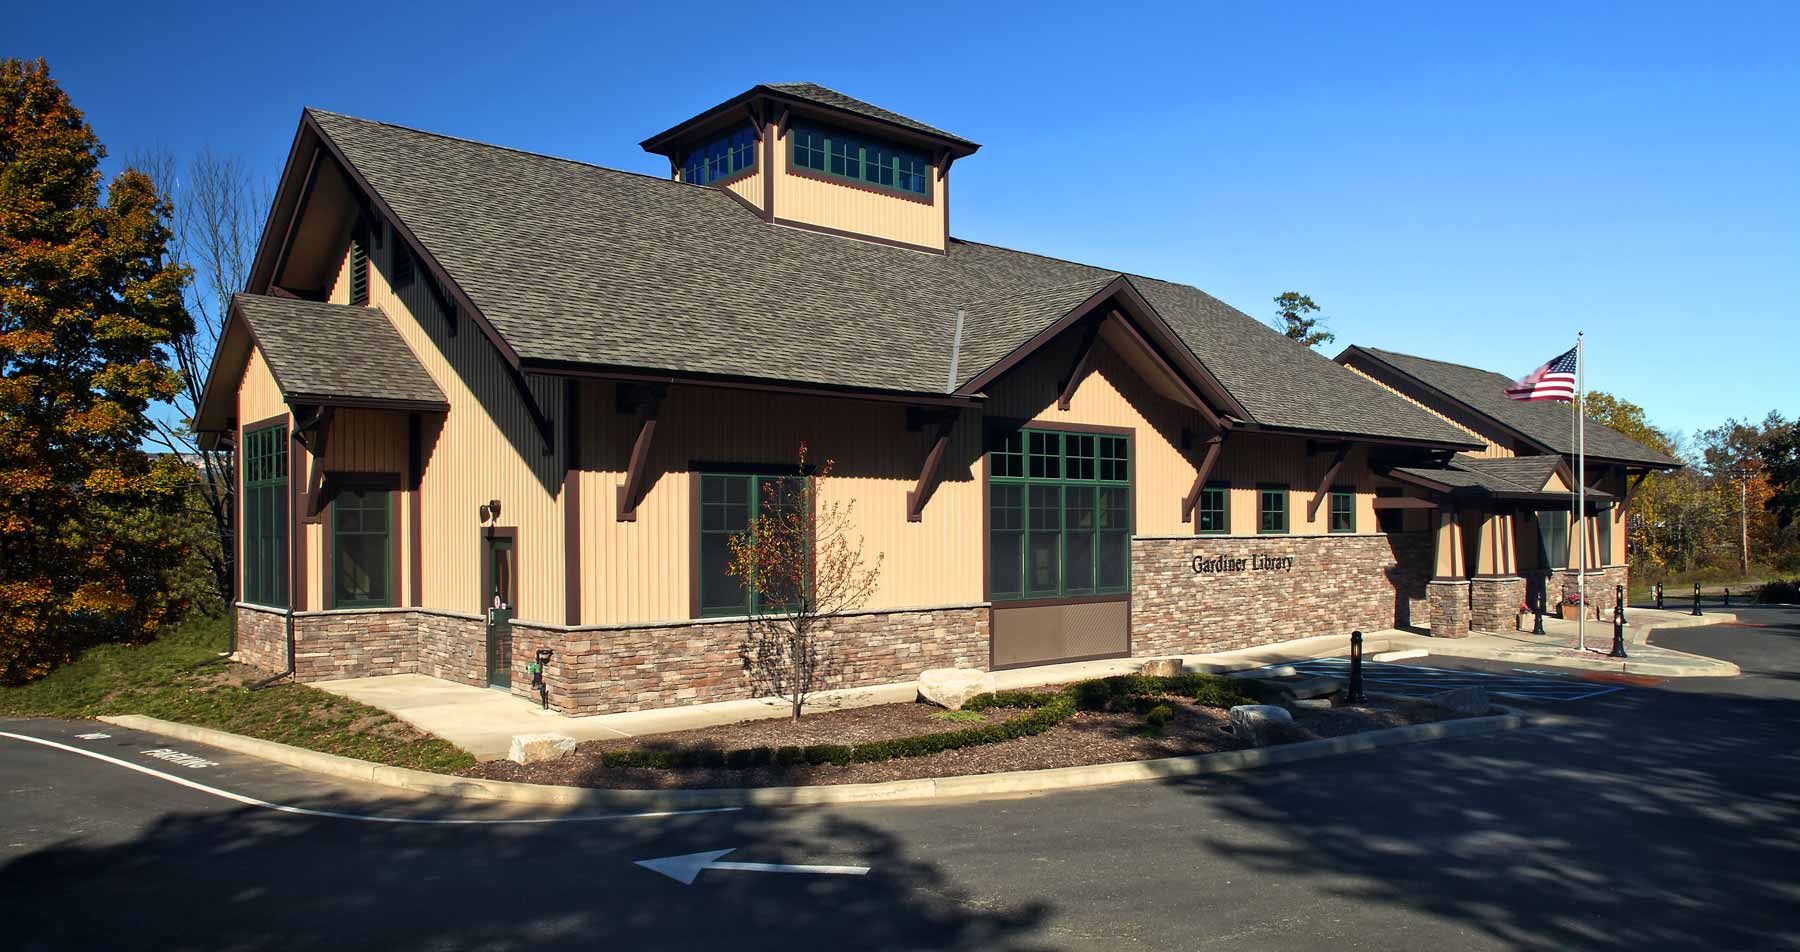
<box><xmin>1227</xmin><ymin>704</ymin><xmax>1295</xmax><ymax>747</ymax></box>
<box><xmin>508</xmin><ymin>732</ymin><xmax>577</xmax><ymax>765</ymax></box>
<box><xmin>1139</xmin><ymin>658</ymin><xmax>1183</xmax><ymax>677</ymax></box>
<box><xmin>1428</xmin><ymin>686</ymin><xmax>1491</xmax><ymax>715</ymax></box>
<box><xmin>917</xmin><ymin>668</ymin><xmax>997</xmax><ymax>710</ymax></box>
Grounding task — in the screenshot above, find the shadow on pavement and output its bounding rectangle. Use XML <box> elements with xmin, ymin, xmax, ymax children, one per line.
<box><xmin>1</xmin><ymin>788</ymin><xmax>1047</xmax><ymax>951</ymax></box>
<box><xmin>1165</xmin><ymin>624</ymin><xmax>1800</xmax><ymax>951</ymax></box>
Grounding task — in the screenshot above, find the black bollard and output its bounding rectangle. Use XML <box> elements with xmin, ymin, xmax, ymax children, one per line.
<box><xmin>1532</xmin><ymin>587</ymin><xmax>1547</xmax><ymax>635</ymax></box>
<box><xmin>1346</xmin><ymin>630</ymin><xmax>1367</xmax><ymax>704</ymax></box>
<box><xmin>1724</xmin><ymin>587</ymin><xmax>1731</xmax><ymax>608</ymax></box>
<box><xmin>1655</xmin><ymin>583</ymin><xmax>1664</xmax><ymax>611</ymax></box>
<box><xmin>1609</xmin><ymin>604</ymin><xmax>1628</xmax><ymax>658</ymax></box>
<box><xmin>1616</xmin><ymin>583</ymin><xmax>1627</xmax><ymax>625</ymax></box>
<box><xmin>1692</xmin><ymin>582</ymin><xmax>1703</xmax><ymax>616</ymax></box>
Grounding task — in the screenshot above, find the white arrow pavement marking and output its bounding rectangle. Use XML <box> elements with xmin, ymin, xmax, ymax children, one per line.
<box><xmin>635</xmin><ymin>849</ymin><xmax>871</xmax><ymax>885</ymax></box>
<box><xmin>0</xmin><ymin>731</ymin><xmax>739</xmax><ymax>826</ymax></box>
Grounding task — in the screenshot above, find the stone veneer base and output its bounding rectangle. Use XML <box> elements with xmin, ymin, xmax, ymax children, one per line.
<box><xmin>1428</xmin><ymin>580</ymin><xmax>1472</xmax><ymax>638</ymax></box>
<box><xmin>1469</xmin><ymin>576</ymin><xmax>1528</xmax><ymax>634</ymax></box>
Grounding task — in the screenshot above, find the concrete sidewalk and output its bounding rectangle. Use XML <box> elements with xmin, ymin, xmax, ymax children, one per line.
<box><xmin>315</xmin><ymin>630</ymin><xmax>1411</xmax><ymax>760</ymax></box>
<box><xmin>1389</xmin><ymin>606</ymin><xmax>1739</xmax><ymax>679</ymax></box>
<box><xmin>317</xmin><ymin>610</ymin><xmax>1737</xmax><ymax>760</ymax></box>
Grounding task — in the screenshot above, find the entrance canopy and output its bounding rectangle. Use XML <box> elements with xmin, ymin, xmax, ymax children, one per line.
<box><xmin>1387</xmin><ymin>454</ymin><xmax>1614</xmax><ymax>510</ymax></box>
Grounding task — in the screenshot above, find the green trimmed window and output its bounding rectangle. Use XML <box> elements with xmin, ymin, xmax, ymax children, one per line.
<box><xmin>1258</xmin><ymin>485</ymin><xmax>1289</xmax><ymax>534</ymax></box>
<box><xmin>1536</xmin><ymin>510</ymin><xmax>1568</xmax><ymax>566</ymax></box>
<box><xmin>791</xmin><ymin>122</ymin><xmax>930</xmax><ymax>196</ymax></box>
<box><xmin>1196</xmin><ymin>484</ymin><xmax>1228</xmax><ymax>535</ymax></box>
<box><xmin>331</xmin><ymin>488</ymin><xmax>393</xmax><ymax>608</ymax></box>
<box><xmin>682</xmin><ymin>125</ymin><xmax>757</xmax><ymax>185</ymax></box>
<box><xmin>1596</xmin><ymin>505</ymin><xmax>1613</xmax><ymax>564</ymax></box>
<box><xmin>989</xmin><ymin>429</ymin><xmax>1131</xmax><ymax>600</ymax></box>
<box><xmin>698</xmin><ymin>472</ymin><xmax>804</xmax><ymax>617</ymax></box>
<box><xmin>241</xmin><ymin>424</ymin><xmax>288</xmax><ymax>608</ymax></box>
<box><xmin>1329</xmin><ymin>489</ymin><xmax>1356</xmax><ymax>533</ymax></box>
<box><xmin>349</xmin><ymin>225</ymin><xmax>369</xmax><ymax>306</ymax></box>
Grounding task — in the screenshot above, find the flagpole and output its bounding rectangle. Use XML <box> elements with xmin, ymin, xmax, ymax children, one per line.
<box><xmin>1577</xmin><ymin>332</ymin><xmax>1587</xmax><ymax>653</ymax></box>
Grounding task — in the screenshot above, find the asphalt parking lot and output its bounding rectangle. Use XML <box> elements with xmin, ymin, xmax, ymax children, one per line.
<box><xmin>1278</xmin><ymin>657</ymin><xmax>1630</xmax><ymax>702</ymax></box>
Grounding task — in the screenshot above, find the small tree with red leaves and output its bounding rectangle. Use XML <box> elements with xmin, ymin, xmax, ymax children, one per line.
<box><xmin>727</xmin><ymin>445</ymin><xmax>882</xmax><ymax>721</ymax></box>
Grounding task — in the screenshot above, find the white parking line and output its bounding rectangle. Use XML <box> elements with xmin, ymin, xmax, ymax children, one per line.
<box><xmin>0</xmin><ymin>731</ymin><xmax>740</xmax><ymax>826</ymax></box>
<box><xmin>1277</xmin><ymin>659</ymin><xmax>1626</xmax><ymax>702</ymax></box>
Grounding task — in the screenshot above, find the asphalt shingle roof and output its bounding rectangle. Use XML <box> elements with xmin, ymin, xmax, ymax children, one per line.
<box><xmin>233</xmin><ymin>293</ymin><xmax>446</xmax><ymax>408</ymax></box>
<box><xmin>1394</xmin><ymin>454</ymin><xmax>1613</xmax><ymax>499</ymax></box>
<box><xmin>1350</xmin><ymin>348</ymin><xmax>1680</xmax><ymax>467</ymax></box>
<box><xmin>762</xmin><ymin>83</ymin><xmax>976</xmax><ymax>147</ymax></box>
<box><xmin>307</xmin><ymin>109</ymin><xmax>1479</xmax><ymax>447</ymax></box>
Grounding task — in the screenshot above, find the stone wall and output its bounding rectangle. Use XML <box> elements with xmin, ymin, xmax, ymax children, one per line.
<box><xmin>1129</xmin><ymin>532</ymin><xmax>1434</xmax><ymax>657</ymax></box>
<box><xmin>234</xmin><ymin>606</ymin><xmax>287</xmax><ymax>672</ymax></box>
<box><xmin>418</xmin><ymin>612</ymin><xmax>488</xmax><ymax>687</ymax></box>
<box><xmin>1470</xmin><ymin>576</ymin><xmax>1528</xmax><ymax>634</ymax></box>
<box><xmin>292</xmin><ymin>610</ymin><xmax>419</xmax><ymax>681</ymax></box>
<box><xmin>1428</xmin><ymin>580</ymin><xmax>1472</xmax><ymax>638</ymax></box>
<box><xmin>520</xmin><ymin>605</ymin><xmax>989</xmax><ymax>716</ymax></box>
<box><xmin>1545</xmin><ymin>566</ymin><xmax>1630</xmax><ymax>620</ymax></box>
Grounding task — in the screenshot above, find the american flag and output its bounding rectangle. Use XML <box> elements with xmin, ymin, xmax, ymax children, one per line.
<box><xmin>1505</xmin><ymin>346</ymin><xmax>1578</xmax><ymax>402</ymax></box>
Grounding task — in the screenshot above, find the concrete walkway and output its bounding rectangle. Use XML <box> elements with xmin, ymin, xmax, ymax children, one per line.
<box><xmin>316</xmin><ymin>609</ymin><xmax>1735</xmax><ymax>760</ymax></box>
<box><xmin>314</xmin><ymin>631</ymin><xmax>1413</xmax><ymax>760</ymax></box>
<box><xmin>1390</xmin><ymin>606</ymin><xmax>1739</xmax><ymax>679</ymax></box>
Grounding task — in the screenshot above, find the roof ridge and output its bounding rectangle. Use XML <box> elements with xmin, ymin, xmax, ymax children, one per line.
<box><xmin>957</xmin><ymin>273</ymin><xmax>1122</xmax><ymax>308</ymax></box>
<box><xmin>1364</xmin><ymin>345</ymin><xmax>1518</xmax><ymax>381</ymax></box>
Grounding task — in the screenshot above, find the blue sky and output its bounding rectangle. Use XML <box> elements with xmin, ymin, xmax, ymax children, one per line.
<box><xmin>11</xmin><ymin>0</ymin><xmax>1796</xmax><ymax>441</ymax></box>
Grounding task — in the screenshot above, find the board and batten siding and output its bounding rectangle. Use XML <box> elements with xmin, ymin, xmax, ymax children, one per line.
<box><xmin>768</xmin><ymin>122</ymin><xmax>945</xmax><ymax>252</ymax></box>
<box><xmin>574</xmin><ymin>382</ymin><xmax>985</xmax><ymax>625</ymax></box>
<box><xmin>342</xmin><ymin>231</ymin><xmax>571</xmax><ymax>624</ymax></box>
<box><xmin>1341</xmin><ymin>362</ymin><xmax>1517</xmax><ymax>459</ymax></box>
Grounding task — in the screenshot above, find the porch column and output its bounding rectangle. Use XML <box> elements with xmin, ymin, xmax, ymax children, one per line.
<box><xmin>1428</xmin><ymin>508</ymin><xmax>1471</xmax><ymax>638</ymax></box>
<box><xmin>1470</xmin><ymin>510</ymin><xmax>1526</xmax><ymax>634</ymax></box>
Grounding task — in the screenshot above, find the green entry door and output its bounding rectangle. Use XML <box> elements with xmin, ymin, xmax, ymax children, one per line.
<box><xmin>484</xmin><ymin>534</ymin><xmax>514</xmax><ymax>689</ymax></box>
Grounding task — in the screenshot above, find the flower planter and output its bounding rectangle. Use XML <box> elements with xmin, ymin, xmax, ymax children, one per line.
<box><xmin>1559</xmin><ymin>604</ymin><xmax>1582</xmax><ymax>621</ymax></box>
<box><xmin>1517</xmin><ymin>612</ymin><xmax>1533</xmax><ymax>631</ymax></box>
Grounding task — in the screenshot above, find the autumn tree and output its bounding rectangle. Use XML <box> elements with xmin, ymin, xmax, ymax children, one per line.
<box><xmin>1271</xmin><ymin>292</ymin><xmax>1335</xmax><ymax>348</ymax></box>
<box><xmin>0</xmin><ymin>59</ymin><xmax>193</xmax><ymax>683</ymax></box>
<box><xmin>727</xmin><ymin>445</ymin><xmax>883</xmax><ymax>721</ymax></box>
<box><xmin>1759</xmin><ymin>419</ymin><xmax>1800</xmax><ymax>531</ymax></box>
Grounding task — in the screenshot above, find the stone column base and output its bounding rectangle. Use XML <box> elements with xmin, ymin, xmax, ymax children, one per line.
<box><xmin>1470</xmin><ymin>576</ymin><xmax>1527</xmax><ymax>633</ymax></box>
<box><xmin>1428</xmin><ymin>579</ymin><xmax>1472</xmax><ymax>638</ymax></box>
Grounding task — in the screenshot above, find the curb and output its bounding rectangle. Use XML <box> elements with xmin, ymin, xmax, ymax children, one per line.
<box><xmin>1422</xmin><ymin>647</ymin><xmax>1739</xmax><ymax>679</ymax></box>
<box><xmin>100</xmin><ymin>708</ymin><xmax>1524</xmax><ymax>809</ymax></box>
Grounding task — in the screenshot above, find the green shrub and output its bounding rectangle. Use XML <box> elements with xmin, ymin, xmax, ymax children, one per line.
<box><xmin>1145</xmin><ymin>703</ymin><xmax>1174</xmax><ymax>728</ymax></box>
<box><xmin>929</xmin><ymin>709</ymin><xmax>986</xmax><ymax>722</ymax></box>
<box><xmin>1757</xmin><ymin>579</ymin><xmax>1800</xmax><ymax>604</ymax></box>
<box><xmin>963</xmin><ymin>689</ymin><xmax>1064</xmax><ymax>711</ymax></box>
<box><xmin>1189</xmin><ymin>675</ymin><xmax>1265</xmax><ymax>709</ymax></box>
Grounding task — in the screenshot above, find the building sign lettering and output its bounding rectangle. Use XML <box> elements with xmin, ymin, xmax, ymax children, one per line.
<box><xmin>1191</xmin><ymin>554</ymin><xmax>1296</xmax><ymax>575</ymax></box>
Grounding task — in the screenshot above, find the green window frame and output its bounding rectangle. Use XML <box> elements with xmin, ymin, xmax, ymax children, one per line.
<box><xmin>241</xmin><ymin>424</ymin><xmax>289</xmax><ymax>608</ymax></box>
<box><xmin>988</xmin><ymin>428</ymin><xmax>1132</xmax><ymax>601</ymax></box>
<box><xmin>697</xmin><ymin>471</ymin><xmax>806</xmax><ymax>617</ymax></box>
<box><xmin>682</xmin><ymin>124</ymin><xmax>757</xmax><ymax>185</ymax></box>
<box><xmin>1196</xmin><ymin>483</ymin><xmax>1229</xmax><ymax>535</ymax></box>
<box><xmin>1537</xmin><ymin>510</ymin><xmax>1569</xmax><ymax>566</ymax></box>
<box><xmin>1258</xmin><ymin>485</ymin><xmax>1289</xmax><ymax>535</ymax></box>
<box><xmin>330</xmin><ymin>486</ymin><xmax>395</xmax><ymax>609</ymax></box>
<box><xmin>1328</xmin><ymin>488</ymin><xmax>1356</xmax><ymax>534</ymax></box>
<box><xmin>790</xmin><ymin>122</ymin><xmax>931</xmax><ymax>197</ymax></box>
<box><xmin>1596</xmin><ymin>505</ymin><xmax>1613</xmax><ymax>565</ymax></box>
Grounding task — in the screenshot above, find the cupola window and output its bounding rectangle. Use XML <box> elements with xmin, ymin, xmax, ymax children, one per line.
<box><xmin>791</xmin><ymin>122</ymin><xmax>930</xmax><ymax>197</ymax></box>
<box><xmin>682</xmin><ymin>125</ymin><xmax>757</xmax><ymax>185</ymax></box>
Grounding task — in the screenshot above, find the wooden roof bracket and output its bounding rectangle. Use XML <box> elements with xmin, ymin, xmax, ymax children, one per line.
<box><xmin>1056</xmin><ymin>313</ymin><xmax>1107</xmax><ymax>411</ymax></box>
<box><xmin>615</xmin><ymin>383</ymin><xmax>666</xmax><ymax>522</ymax></box>
<box><xmin>290</xmin><ymin>403</ymin><xmax>335</xmax><ymax>457</ymax></box>
<box><xmin>906</xmin><ymin>408</ymin><xmax>959</xmax><ymax>522</ymax></box>
<box><xmin>1307</xmin><ymin>445</ymin><xmax>1350</xmax><ymax>521</ymax></box>
<box><xmin>1623</xmin><ymin>468</ymin><xmax>1649</xmax><ymax>506</ymax></box>
<box><xmin>1181</xmin><ymin>432</ymin><xmax>1226</xmax><ymax>524</ymax></box>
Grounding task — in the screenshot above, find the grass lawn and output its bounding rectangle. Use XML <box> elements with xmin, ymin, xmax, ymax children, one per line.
<box><xmin>0</xmin><ymin>615</ymin><xmax>476</xmax><ymax>773</ymax></box>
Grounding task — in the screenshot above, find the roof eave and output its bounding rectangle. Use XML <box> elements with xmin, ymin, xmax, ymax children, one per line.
<box><xmin>519</xmin><ymin>356</ymin><xmax>983</xmax><ymax>409</ymax></box>
<box><xmin>639</xmin><ymin>85</ymin><xmax>981</xmax><ymax>158</ymax></box>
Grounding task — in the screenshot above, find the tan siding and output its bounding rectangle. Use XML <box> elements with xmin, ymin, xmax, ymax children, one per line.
<box><xmin>577</xmin><ymin>384</ymin><xmax>984</xmax><ymax>625</ymax></box>
<box><xmin>722</xmin><ymin>166</ymin><xmax>764</xmax><ymax>212</ymax></box>
<box><xmin>769</xmin><ymin>127</ymin><xmax>944</xmax><ymax>251</ymax></box>
<box><xmin>363</xmin><ymin>236</ymin><xmax>569</xmax><ymax>623</ymax></box>
<box><xmin>1342</xmin><ymin>362</ymin><xmax>1515</xmax><ymax>457</ymax></box>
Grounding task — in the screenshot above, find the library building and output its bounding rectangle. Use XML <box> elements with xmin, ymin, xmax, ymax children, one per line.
<box><xmin>195</xmin><ymin>83</ymin><xmax>1678</xmax><ymax>715</ymax></box>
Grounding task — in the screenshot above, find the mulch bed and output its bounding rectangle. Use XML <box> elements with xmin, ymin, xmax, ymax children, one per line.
<box><xmin>458</xmin><ymin>693</ymin><xmax>1472</xmax><ymax>790</ymax></box>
